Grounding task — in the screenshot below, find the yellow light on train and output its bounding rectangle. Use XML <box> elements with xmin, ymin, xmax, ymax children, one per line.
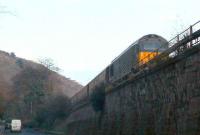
<box><xmin>139</xmin><ymin>51</ymin><xmax>160</xmax><ymax>65</ymax></box>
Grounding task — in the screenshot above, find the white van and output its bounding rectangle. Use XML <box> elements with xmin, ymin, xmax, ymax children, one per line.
<box><xmin>11</xmin><ymin>119</ymin><xmax>22</xmax><ymax>132</ymax></box>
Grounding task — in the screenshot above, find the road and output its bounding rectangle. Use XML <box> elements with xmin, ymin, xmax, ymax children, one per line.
<box><xmin>4</xmin><ymin>129</ymin><xmax>49</xmax><ymax>135</ymax></box>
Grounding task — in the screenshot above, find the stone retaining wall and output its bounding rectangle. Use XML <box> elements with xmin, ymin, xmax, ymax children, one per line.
<box><xmin>66</xmin><ymin>44</ymin><xmax>200</xmax><ymax>135</ymax></box>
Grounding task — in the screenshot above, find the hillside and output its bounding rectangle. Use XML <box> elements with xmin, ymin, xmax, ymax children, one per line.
<box><xmin>0</xmin><ymin>50</ymin><xmax>83</xmax><ymax>99</ymax></box>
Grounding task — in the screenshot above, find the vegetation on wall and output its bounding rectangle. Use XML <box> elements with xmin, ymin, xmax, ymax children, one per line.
<box><xmin>90</xmin><ymin>84</ymin><xmax>105</xmax><ymax>112</ymax></box>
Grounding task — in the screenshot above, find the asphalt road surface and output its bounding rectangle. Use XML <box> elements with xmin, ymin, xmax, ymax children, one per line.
<box><xmin>4</xmin><ymin>129</ymin><xmax>49</xmax><ymax>135</ymax></box>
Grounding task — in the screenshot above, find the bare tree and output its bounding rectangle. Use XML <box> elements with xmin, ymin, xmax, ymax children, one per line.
<box><xmin>38</xmin><ymin>58</ymin><xmax>60</xmax><ymax>72</ymax></box>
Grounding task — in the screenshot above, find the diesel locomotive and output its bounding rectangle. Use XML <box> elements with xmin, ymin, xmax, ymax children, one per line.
<box><xmin>71</xmin><ymin>34</ymin><xmax>168</xmax><ymax>105</ymax></box>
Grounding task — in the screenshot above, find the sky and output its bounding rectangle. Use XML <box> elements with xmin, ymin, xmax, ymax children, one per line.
<box><xmin>0</xmin><ymin>0</ymin><xmax>199</xmax><ymax>85</ymax></box>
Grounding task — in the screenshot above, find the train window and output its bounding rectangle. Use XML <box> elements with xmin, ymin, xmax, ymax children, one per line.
<box><xmin>143</xmin><ymin>43</ymin><xmax>160</xmax><ymax>51</ymax></box>
<box><xmin>143</xmin><ymin>42</ymin><xmax>168</xmax><ymax>52</ymax></box>
<box><xmin>110</xmin><ymin>64</ymin><xmax>114</xmax><ymax>76</ymax></box>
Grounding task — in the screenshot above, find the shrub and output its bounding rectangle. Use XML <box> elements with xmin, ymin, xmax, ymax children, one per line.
<box><xmin>90</xmin><ymin>84</ymin><xmax>105</xmax><ymax>112</ymax></box>
<box><xmin>10</xmin><ymin>52</ymin><xmax>16</xmax><ymax>57</ymax></box>
<box><xmin>16</xmin><ymin>59</ymin><xmax>23</xmax><ymax>68</ymax></box>
<box><xmin>34</xmin><ymin>94</ymin><xmax>71</xmax><ymax>129</ymax></box>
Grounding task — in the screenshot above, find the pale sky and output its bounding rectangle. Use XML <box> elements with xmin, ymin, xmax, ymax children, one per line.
<box><xmin>0</xmin><ymin>0</ymin><xmax>199</xmax><ymax>85</ymax></box>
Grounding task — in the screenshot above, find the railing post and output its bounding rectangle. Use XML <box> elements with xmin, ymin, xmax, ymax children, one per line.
<box><xmin>177</xmin><ymin>34</ymin><xmax>179</xmax><ymax>43</ymax></box>
<box><xmin>190</xmin><ymin>25</ymin><xmax>193</xmax><ymax>35</ymax></box>
<box><xmin>190</xmin><ymin>25</ymin><xmax>193</xmax><ymax>46</ymax></box>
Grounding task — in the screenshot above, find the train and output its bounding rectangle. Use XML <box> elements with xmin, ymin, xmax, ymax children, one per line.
<box><xmin>71</xmin><ymin>34</ymin><xmax>168</xmax><ymax>105</ymax></box>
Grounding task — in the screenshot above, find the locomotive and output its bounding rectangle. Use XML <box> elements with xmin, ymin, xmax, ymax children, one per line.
<box><xmin>71</xmin><ymin>34</ymin><xmax>168</xmax><ymax>105</ymax></box>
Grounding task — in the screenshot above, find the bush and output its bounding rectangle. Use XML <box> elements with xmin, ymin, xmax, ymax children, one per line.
<box><xmin>34</xmin><ymin>94</ymin><xmax>71</xmax><ymax>129</ymax></box>
<box><xmin>90</xmin><ymin>84</ymin><xmax>105</xmax><ymax>112</ymax></box>
<box><xmin>10</xmin><ymin>52</ymin><xmax>16</xmax><ymax>57</ymax></box>
<box><xmin>16</xmin><ymin>59</ymin><xmax>23</xmax><ymax>68</ymax></box>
